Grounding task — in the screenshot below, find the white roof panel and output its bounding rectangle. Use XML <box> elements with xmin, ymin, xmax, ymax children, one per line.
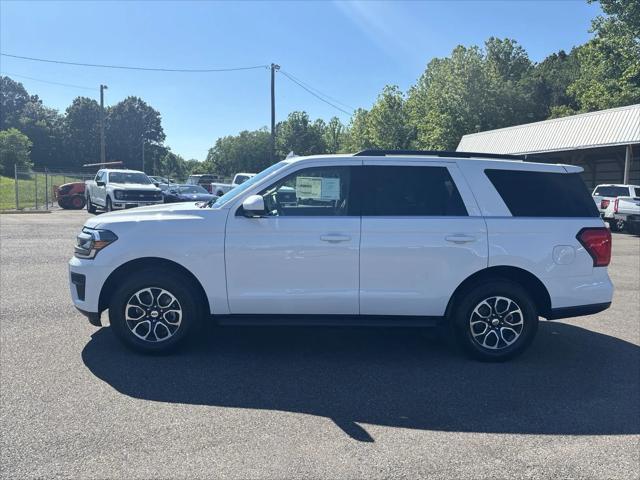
<box><xmin>457</xmin><ymin>104</ymin><xmax>640</xmax><ymax>155</ymax></box>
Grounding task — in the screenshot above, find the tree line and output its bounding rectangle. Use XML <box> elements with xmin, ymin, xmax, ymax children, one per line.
<box><xmin>1</xmin><ymin>0</ymin><xmax>637</xmax><ymax>179</ymax></box>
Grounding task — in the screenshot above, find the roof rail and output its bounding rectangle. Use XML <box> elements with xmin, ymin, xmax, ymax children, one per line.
<box><xmin>353</xmin><ymin>149</ymin><xmax>525</xmax><ymax>161</ymax></box>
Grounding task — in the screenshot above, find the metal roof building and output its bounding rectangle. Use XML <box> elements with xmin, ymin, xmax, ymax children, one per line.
<box><xmin>457</xmin><ymin>104</ymin><xmax>640</xmax><ymax>187</ymax></box>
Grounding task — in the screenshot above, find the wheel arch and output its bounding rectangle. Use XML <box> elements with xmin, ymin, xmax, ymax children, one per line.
<box><xmin>98</xmin><ymin>257</ymin><xmax>210</xmax><ymax>314</ymax></box>
<box><xmin>445</xmin><ymin>266</ymin><xmax>552</xmax><ymax>319</ymax></box>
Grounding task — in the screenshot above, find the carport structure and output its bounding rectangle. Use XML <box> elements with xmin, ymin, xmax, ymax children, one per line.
<box><xmin>457</xmin><ymin>104</ymin><xmax>640</xmax><ymax>189</ymax></box>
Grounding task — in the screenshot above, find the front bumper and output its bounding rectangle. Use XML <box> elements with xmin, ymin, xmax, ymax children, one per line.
<box><xmin>112</xmin><ymin>200</ymin><xmax>163</xmax><ymax>210</ymax></box>
<box><xmin>75</xmin><ymin>306</ymin><xmax>102</xmax><ymax>326</ymax></box>
<box><xmin>69</xmin><ymin>256</ymin><xmax>112</xmax><ymax>322</ymax></box>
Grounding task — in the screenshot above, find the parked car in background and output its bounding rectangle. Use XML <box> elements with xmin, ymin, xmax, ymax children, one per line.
<box><xmin>56</xmin><ymin>182</ymin><xmax>86</xmax><ymax>209</ymax></box>
<box><xmin>592</xmin><ymin>184</ymin><xmax>640</xmax><ymax>231</ymax></box>
<box><xmin>70</xmin><ymin>151</ymin><xmax>613</xmax><ymax>361</ymax></box>
<box><xmin>210</xmin><ymin>172</ymin><xmax>256</xmax><ymax>197</ymax></box>
<box><xmin>148</xmin><ymin>175</ymin><xmax>173</xmax><ymax>186</ymax></box>
<box><xmin>186</xmin><ymin>174</ymin><xmax>224</xmax><ymax>193</ymax></box>
<box><xmin>613</xmin><ymin>196</ymin><xmax>640</xmax><ymax>234</ymax></box>
<box><xmin>162</xmin><ymin>184</ymin><xmax>216</xmax><ymax>203</ymax></box>
<box><xmin>85</xmin><ymin>169</ymin><xmax>163</xmax><ymax>213</ymax></box>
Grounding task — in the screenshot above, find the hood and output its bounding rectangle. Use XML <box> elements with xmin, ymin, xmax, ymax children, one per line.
<box><xmin>110</xmin><ymin>183</ymin><xmax>160</xmax><ymax>191</ymax></box>
<box><xmin>177</xmin><ymin>193</ymin><xmax>215</xmax><ymax>201</ymax></box>
<box><xmin>85</xmin><ymin>202</ymin><xmax>213</xmax><ymax>229</ymax></box>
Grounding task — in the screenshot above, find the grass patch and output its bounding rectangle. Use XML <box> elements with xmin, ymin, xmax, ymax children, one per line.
<box><xmin>0</xmin><ymin>174</ymin><xmax>86</xmax><ymax>210</ymax></box>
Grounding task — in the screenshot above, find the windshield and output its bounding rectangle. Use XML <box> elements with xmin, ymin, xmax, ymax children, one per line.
<box><xmin>213</xmin><ymin>161</ymin><xmax>288</xmax><ymax>208</ymax></box>
<box><xmin>109</xmin><ymin>172</ymin><xmax>152</xmax><ymax>184</ymax></box>
<box><xmin>179</xmin><ymin>185</ymin><xmax>208</xmax><ymax>194</ymax></box>
<box><xmin>594</xmin><ymin>186</ymin><xmax>630</xmax><ymax>197</ymax></box>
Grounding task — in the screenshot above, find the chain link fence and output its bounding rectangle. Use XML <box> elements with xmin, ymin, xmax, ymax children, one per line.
<box><xmin>0</xmin><ymin>165</ymin><xmax>94</xmax><ymax>211</ymax></box>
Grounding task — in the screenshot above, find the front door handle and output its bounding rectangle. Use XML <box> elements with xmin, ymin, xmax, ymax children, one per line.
<box><xmin>445</xmin><ymin>234</ymin><xmax>477</xmax><ymax>244</ymax></box>
<box><xmin>320</xmin><ymin>234</ymin><xmax>351</xmax><ymax>243</ymax></box>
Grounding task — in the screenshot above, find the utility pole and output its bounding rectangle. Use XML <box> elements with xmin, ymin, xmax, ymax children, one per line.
<box><xmin>270</xmin><ymin>63</ymin><xmax>280</xmax><ymax>163</ymax></box>
<box><xmin>141</xmin><ymin>140</ymin><xmax>145</xmax><ymax>173</ymax></box>
<box><xmin>100</xmin><ymin>84</ymin><xmax>108</xmax><ymax>163</ymax></box>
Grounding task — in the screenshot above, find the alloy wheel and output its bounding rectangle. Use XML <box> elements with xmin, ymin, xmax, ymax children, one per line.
<box><xmin>469</xmin><ymin>296</ymin><xmax>524</xmax><ymax>350</ymax></box>
<box><xmin>125</xmin><ymin>287</ymin><xmax>183</xmax><ymax>342</ymax></box>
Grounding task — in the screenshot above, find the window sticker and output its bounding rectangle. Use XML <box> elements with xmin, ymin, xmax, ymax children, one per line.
<box><xmin>320</xmin><ymin>178</ymin><xmax>341</xmax><ymax>200</ymax></box>
<box><xmin>295</xmin><ymin>176</ymin><xmax>341</xmax><ymax>200</ymax></box>
<box><xmin>296</xmin><ymin>177</ymin><xmax>322</xmax><ymax>199</ymax></box>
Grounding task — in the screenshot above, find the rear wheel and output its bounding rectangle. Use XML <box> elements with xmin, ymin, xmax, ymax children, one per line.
<box><xmin>451</xmin><ymin>281</ymin><xmax>538</xmax><ymax>362</ymax></box>
<box><xmin>108</xmin><ymin>269</ymin><xmax>203</xmax><ymax>353</ymax></box>
<box><xmin>86</xmin><ymin>195</ymin><xmax>97</xmax><ymax>214</ymax></box>
<box><xmin>71</xmin><ymin>195</ymin><xmax>85</xmax><ymax>209</ymax></box>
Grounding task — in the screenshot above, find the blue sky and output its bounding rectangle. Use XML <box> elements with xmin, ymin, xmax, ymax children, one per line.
<box><xmin>1</xmin><ymin>0</ymin><xmax>601</xmax><ymax>160</ymax></box>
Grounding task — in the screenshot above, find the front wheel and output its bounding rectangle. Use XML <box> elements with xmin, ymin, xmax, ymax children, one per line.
<box><xmin>105</xmin><ymin>196</ymin><xmax>113</xmax><ymax>212</ymax></box>
<box><xmin>86</xmin><ymin>195</ymin><xmax>97</xmax><ymax>214</ymax></box>
<box><xmin>451</xmin><ymin>281</ymin><xmax>538</xmax><ymax>362</ymax></box>
<box><xmin>108</xmin><ymin>269</ymin><xmax>203</xmax><ymax>353</ymax></box>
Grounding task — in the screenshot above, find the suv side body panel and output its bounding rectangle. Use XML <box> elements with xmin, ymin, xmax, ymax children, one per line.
<box><xmin>459</xmin><ymin>160</ymin><xmax>613</xmax><ymax>310</ymax></box>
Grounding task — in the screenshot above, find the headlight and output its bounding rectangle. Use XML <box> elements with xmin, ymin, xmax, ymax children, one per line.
<box><xmin>75</xmin><ymin>228</ymin><xmax>118</xmax><ymax>259</ymax></box>
<box><xmin>114</xmin><ymin>190</ymin><xmax>124</xmax><ymax>200</ymax></box>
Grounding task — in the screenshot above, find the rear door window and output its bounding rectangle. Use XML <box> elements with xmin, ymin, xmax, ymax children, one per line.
<box><xmin>361</xmin><ymin>166</ymin><xmax>467</xmax><ymax>216</ymax></box>
<box><xmin>485</xmin><ymin>169</ymin><xmax>599</xmax><ymax>217</ymax></box>
<box><xmin>593</xmin><ymin>185</ymin><xmax>631</xmax><ymax>197</ymax></box>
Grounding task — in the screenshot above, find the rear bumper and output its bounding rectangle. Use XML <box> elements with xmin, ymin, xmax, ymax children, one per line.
<box><xmin>546</xmin><ymin>302</ymin><xmax>611</xmax><ymax>320</ymax></box>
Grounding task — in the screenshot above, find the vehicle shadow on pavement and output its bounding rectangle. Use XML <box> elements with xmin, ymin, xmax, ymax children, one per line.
<box><xmin>82</xmin><ymin>322</ymin><xmax>640</xmax><ymax>442</ymax></box>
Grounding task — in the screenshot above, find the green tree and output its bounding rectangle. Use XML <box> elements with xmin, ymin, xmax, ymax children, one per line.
<box><xmin>159</xmin><ymin>150</ymin><xmax>188</xmax><ymax>181</ymax></box>
<box><xmin>0</xmin><ymin>128</ymin><xmax>32</xmax><ymax>175</ymax></box>
<box><xmin>0</xmin><ymin>76</ymin><xmax>32</xmax><ymax>131</ymax></box>
<box><xmin>105</xmin><ymin>96</ymin><xmax>166</xmax><ymax>171</ymax></box>
<box><xmin>323</xmin><ymin>117</ymin><xmax>347</xmax><ymax>153</ymax></box>
<box><xmin>344</xmin><ymin>108</ymin><xmax>373</xmax><ymax>151</ymax></box>
<box><xmin>568</xmin><ymin>15</ymin><xmax>640</xmax><ymax>111</ymax></box>
<box><xmin>17</xmin><ymin>100</ymin><xmax>65</xmax><ymax>169</ymax></box>
<box><xmin>206</xmin><ymin>128</ymin><xmax>271</xmax><ymax>176</ymax></box>
<box><xmin>366</xmin><ymin>85</ymin><xmax>414</xmax><ymax>149</ymax></box>
<box><xmin>275</xmin><ymin>111</ymin><xmax>326</xmax><ymax>158</ymax></box>
<box><xmin>64</xmin><ymin>97</ymin><xmax>101</xmax><ymax>168</ymax></box>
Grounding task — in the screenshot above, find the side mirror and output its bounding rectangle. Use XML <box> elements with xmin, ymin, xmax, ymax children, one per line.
<box><xmin>96</xmin><ymin>181</ymin><xmax>105</xmax><ymax>187</ymax></box>
<box><xmin>242</xmin><ymin>195</ymin><xmax>265</xmax><ymax>217</ymax></box>
<box><xmin>153</xmin><ymin>182</ymin><xmax>160</xmax><ymax>187</ymax></box>
<box><xmin>169</xmin><ymin>190</ymin><xmax>177</xmax><ymax>194</ymax></box>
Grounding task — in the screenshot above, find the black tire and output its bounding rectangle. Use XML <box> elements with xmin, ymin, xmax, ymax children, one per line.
<box><xmin>108</xmin><ymin>269</ymin><xmax>203</xmax><ymax>354</ymax></box>
<box><xmin>607</xmin><ymin>218</ymin><xmax>624</xmax><ymax>232</ymax></box>
<box><xmin>105</xmin><ymin>196</ymin><xmax>113</xmax><ymax>212</ymax></box>
<box><xmin>86</xmin><ymin>195</ymin><xmax>97</xmax><ymax>214</ymax></box>
<box><xmin>450</xmin><ymin>280</ymin><xmax>538</xmax><ymax>362</ymax></box>
<box><xmin>71</xmin><ymin>195</ymin><xmax>85</xmax><ymax>209</ymax></box>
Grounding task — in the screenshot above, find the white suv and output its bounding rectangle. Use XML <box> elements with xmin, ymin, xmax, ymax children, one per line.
<box><xmin>69</xmin><ymin>150</ymin><xmax>613</xmax><ymax>361</ymax></box>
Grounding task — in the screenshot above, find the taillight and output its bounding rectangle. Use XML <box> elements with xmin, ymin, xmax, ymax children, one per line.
<box><xmin>614</xmin><ymin>198</ymin><xmax>619</xmax><ymax>213</ymax></box>
<box><xmin>577</xmin><ymin>227</ymin><xmax>611</xmax><ymax>267</ymax></box>
<box><xmin>601</xmin><ymin>199</ymin><xmax>610</xmax><ymax>209</ymax></box>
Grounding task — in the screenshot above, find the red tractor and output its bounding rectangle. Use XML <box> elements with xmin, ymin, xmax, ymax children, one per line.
<box><xmin>55</xmin><ymin>182</ymin><xmax>86</xmax><ymax>210</ymax></box>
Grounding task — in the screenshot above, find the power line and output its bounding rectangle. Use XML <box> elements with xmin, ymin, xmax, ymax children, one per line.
<box><xmin>279</xmin><ymin>70</ymin><xmax>353</xmax><ymax>116</ymax></box>
<box><xmin>1</xmin><ymin>53</ymin><xmax>269</xmax><ymax>73</ymax></box>
<box><xmin>280</xmin><ymin>69</ymin><xmax>355</xmax><ymax>111</ymax></box>
<box><xmin>0</xmin><ymin>71</ymin><xmax>95</xmax><ymax>90</ymax></box>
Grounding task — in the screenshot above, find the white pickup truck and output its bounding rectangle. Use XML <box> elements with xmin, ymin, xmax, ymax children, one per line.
<box><xmin>210</xmin><ymin>173</ymin><xmax>255</xmax><ymax>197</ymax></box>
<box><xmin>85</xmin><ymin>169</ymin><xmax>163</xmax><ymax>213</ymax></box>
<box><xmin>592</xmin><ymin>184</ymin><xmax>640</xmax><ymax>231</ymax></box>
<box><xmin>613</xmin><ymin>196</ymin><xmax>640</xmax><ymax>235</ymax></box>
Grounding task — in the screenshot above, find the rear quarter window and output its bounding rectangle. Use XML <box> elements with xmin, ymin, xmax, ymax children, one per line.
<box><xmin>485</xmin><ymin>169</ymin><xmax>599</xmax><ymax>218</ymax></box>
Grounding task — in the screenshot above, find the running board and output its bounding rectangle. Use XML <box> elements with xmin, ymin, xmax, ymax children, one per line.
<box><xmin>213</xmin><ymin>314</ymin><xmax>444</xmax><ymax>327</ymax></box>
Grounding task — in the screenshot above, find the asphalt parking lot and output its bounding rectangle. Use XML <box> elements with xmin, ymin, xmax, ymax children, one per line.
<box><xmin>1</xmin><ymin>209</ymin><xmax>639</xmax><ymax>479</ymax></box>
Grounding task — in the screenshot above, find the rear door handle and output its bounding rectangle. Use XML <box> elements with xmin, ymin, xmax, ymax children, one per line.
<box><xmin>320</xmin><ymin>234</ymin><xmax>351</xmax><ymax>243</ymax></box>
<box><xmin>445</xmin><ymin>234</ymin><xmax>477</xmax><ymax>244</ymax></box>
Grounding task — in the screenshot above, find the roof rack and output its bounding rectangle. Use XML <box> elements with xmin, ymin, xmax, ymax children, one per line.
<box><xmin>353</xmin><ymin>149</ymin><xmax>525</xmax><ymax>161</ymax></box>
